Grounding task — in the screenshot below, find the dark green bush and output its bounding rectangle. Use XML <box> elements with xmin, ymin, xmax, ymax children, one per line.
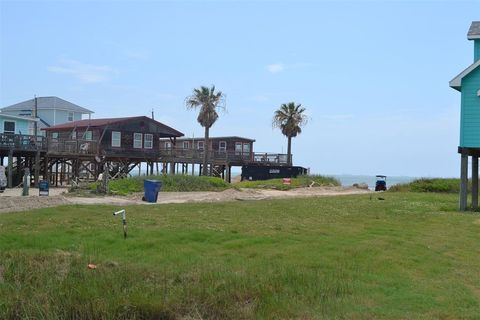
<box><xmin>389</xmin><ymin>178</ymin><xmax>463</xmax><ymax>193</ymax></box>
<box><xmin>235</xmin><ymin>175</ymin><xmax>340</xmax><ymax>190</ymax></box>
<box><xmin>92</xmin><ymin>175</ymin><xmax>230</xmax><ymax>195</ymax></box>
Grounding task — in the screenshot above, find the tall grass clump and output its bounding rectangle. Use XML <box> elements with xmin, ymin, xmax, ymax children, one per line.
<box><xmin>95</xmin><ymin>175</ymin><xmax>230</xmax><ymax>195</ymax></box>
<box><xmin>235</xmin><ymin>174</ymin><xmax>340</xmax><ymax>190</ymax></box>
<box><xmin>389</xmin><ymin>178</ymin><xmax>463</xmax><ymax>193</ymax></box>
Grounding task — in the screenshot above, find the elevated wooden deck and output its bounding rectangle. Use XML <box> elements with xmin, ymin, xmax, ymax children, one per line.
<box><xmin>42</xmin><ymin>138</ymin><xmax>291</xmax><ymax>166</ymax></box>
<box><xmin>157</xmin><ymin>148</ymin><xmax>290</xmax><ymax>166</ymax></box>
<box><xmin>0</xmin><ymin>134</ymin><xmax>292</xmax><ymax>186</ymax></box>
<box><xmin>0</xmin><ymin>133</ymin><xmax>47</xmax><ymax>156</ymax></box>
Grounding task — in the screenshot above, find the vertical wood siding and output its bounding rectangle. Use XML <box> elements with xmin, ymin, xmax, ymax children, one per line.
<box><xmin>460</xmin><ymin>68</ymin><xmax>480</xmax><ymax>147</ymax></box>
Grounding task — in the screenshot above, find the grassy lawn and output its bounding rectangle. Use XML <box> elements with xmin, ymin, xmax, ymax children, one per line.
<box><xmin>0</xmin><ymin>193</ymin><xmax>479</xmax><ymax>319</ymax></box>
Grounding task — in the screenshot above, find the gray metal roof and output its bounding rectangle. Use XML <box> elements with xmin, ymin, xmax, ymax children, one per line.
<box><xmin>0</xmin><ymin>96</ymin><xmax>94</xmax><ymax>114</ymax></box>
<box><xmin>169</xmin><ymin>136</ymin><xmax>256</xmax><ymax>142</ymax></box>
<box><xmin>0</xmin><ymin>113</ymin><xmax>38</xmax><ymax>122</ymax></box>
<box><xmin>468</xmin><ymin>21</ymin><xmax>480</xmax><ymax>40</ymax></box>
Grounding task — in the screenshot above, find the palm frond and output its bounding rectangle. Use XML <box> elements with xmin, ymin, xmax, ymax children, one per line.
<box><xmin>185</xmin><ymin>85</ymin><xmax>226</xmax><ymax>129</ymax></box>
<box><xmin>272</xmin><ymin>101</ymin><xmax>308</xmax><ymax>138</ymax></box>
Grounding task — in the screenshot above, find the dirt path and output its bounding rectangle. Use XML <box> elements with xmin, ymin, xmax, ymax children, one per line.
<box><xmin>0</xmin><ymin>187</ymin><xmax>370</xmax><ymax>214</ymax></box>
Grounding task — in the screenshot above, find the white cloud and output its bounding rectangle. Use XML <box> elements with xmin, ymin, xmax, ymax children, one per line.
<box><xmin>317</xmin><ymin>114</ymin><xmax>354</xmax><ymax>120</ymax></box>
<box><xmin>266</xmin><ymin>62</ymin><xmax>315</xmax><ymax>74</ymax></box>
<box><xmin>266</xmin><ymin>63</ymin><xmax>285</xmax><ymax>73</ymax></box>
<box><xmin>47</xmin><ymin>59</ymin><xmax>116</xmax><ymax>83</ymax></box>
<box><xmin>251</xmin><ymin>95</ymin><xmax>269</xmax><ymax>102</ymax></box>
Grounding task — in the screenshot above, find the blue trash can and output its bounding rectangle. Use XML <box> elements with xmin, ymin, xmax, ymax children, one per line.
<box><xmin>143</xmin><ymin>180</ymin><xmax>162</xmax><ymax>203</ymax></box>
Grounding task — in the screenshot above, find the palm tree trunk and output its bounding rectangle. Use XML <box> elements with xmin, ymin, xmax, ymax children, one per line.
<box><xmin>203</xmin><ymin>126</ymin><xmax>210</xmax><ymax>176</ymax></box>
<box><xmin>287</xmin><ymin>136</ymin><xmax>292</xmax><ymax>166</ymax></box>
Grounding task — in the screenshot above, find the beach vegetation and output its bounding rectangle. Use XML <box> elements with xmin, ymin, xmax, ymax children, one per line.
<box><xmin>235</xmin><ymin>174</ymin><xmax>340</xmax><ymax>190</ymax></box>
<box><xmin>389</xmin><ymin>178</ymin><xmax>463</xmax><ymax>193</ymax></box>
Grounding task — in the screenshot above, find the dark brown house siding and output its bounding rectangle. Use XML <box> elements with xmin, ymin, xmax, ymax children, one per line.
<box><xmin>43</xmin><ymin>116</ymin><xmax>183</xmax><ymax>157</ymax></box>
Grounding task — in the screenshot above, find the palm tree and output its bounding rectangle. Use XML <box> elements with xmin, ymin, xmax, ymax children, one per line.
<box><xmin>186</xmin><ymin>85</ymin><xmax>225</xmax><ymax>175</ymax></box>
<box><xmin>273</xmin><ymin>102</ymin><xmax>307</xmax><ymax>166</ymax></box>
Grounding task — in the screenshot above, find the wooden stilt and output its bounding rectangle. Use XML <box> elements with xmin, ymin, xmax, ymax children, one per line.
<box><xmin>7</xmin><ymin>149</ymin><xmax>13</xmax><ymax>188</ymax></box>
<box><xmin>460</xmin><ymin>154</ymin><xmax>469</xmax><ymax>211</ymax></box>
<box><xmin>34</xmin><ymin>151</ymin><xmax>40</xmax><ymax>187</ymax></box>
<box><xmin>225</xmin><ymin>164</ymin><xmax>230</xmax><ymax>182</ymax></box>
<box><xmin>472</xmin><ymin>156</ymin><xmax>479</xmax><ymax>210</ymax></box>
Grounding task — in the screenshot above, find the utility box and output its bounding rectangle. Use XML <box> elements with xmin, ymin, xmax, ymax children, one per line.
<box><xmin>241</xmin><ymin>165</ymin><xmax>307</xmax><ymax>181</ymax></box>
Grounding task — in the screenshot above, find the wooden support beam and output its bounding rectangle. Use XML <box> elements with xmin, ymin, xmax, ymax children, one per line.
<box><xmin>473</xmin><ymin>156</ymin><xmax>479</xmax><ymax>210</ymax></box>
<box><xmin>7</xmin><ymin>149</ymin><xmax>13</xmax><ymax>188</ymax></box>
<box><xmin>225</xmin><ymin>164</ymin><xmax>230</xmax><ymax>183</ymax></box>
<box><xmin>55</xmin><ymin>161</ymin><xmax>59</xmax><ymax>186</ymax></box>
<box><xmin>460</xmin><ymin>154</ymin><xmax>469</xmax><ymax>211</ymax></box>
<box><xmin>34</xmin><ymin>151</ymin><xmax>40</xmax><ymax>187</ymax></box>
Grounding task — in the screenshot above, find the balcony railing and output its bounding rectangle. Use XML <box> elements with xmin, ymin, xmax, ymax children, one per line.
<box><xmin>0</xmin><ymin>133</ymin><xmax>46</xmax><ymax>151</ymax></box>
<box><xmin>159</xmin><ymin>148</ymin><xmax>291</xmax><ymax>165</ymax></box>
<box><xmin>47</xmin><ymin>139</ymin><xmax>98</xmax><ymax>155</ymax></box>
<box><xmin>42</xmin><ymin>138</ymin><xmax>291</xmax><ymax>164</ymax></box>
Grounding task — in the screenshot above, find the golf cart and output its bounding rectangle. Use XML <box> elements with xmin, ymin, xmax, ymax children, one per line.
<box><xmin>375</xmin><ymin>175</ymin><xmax>387</xmax><ymax>191</ymax></box>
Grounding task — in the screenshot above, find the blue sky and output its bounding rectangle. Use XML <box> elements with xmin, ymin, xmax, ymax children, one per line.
<box><xmin>0</xmin><ymin>0</ymin><xmax>478</xmax><ymax>177</ymax></box>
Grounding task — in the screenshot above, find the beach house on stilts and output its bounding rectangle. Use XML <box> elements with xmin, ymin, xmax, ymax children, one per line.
<box><xmin>450</xmin><ymin>21</ymin><xmax>480</xmax><ymax>211</ymax></box>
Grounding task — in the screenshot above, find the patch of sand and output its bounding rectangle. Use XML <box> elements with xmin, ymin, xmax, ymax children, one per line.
<box><xmin>0</xmin><ymin>186</ymin><xmax>371</xmax><ymax>214</ymax></box>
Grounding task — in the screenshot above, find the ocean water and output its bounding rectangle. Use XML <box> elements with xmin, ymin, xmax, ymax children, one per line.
<box><xmin>331</xmin><ymin>174</ymin><xmax>418</xmax><ymax>189</ymax></box>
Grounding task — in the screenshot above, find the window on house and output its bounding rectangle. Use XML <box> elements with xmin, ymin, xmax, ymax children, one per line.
<box><xmin>183</xmin><ymin>141</ymin><xmax>189</xmax><ymax>149</ymax></box>
<box><xmin>71</xmin><ymin>131</ymin><xmax>77</xmax><ymax>140</ymax></box>
<box><xmin>243</xmin><ymin>143</ymin><xmax>251</xmax><ymax>154</ymax></box>
<box><xmin>3</xmin><ymin>121</ymin><xmax>15</xmax><ymax>134</ymax></box>
<box><xmin>144</xmin><ymin>134</ymin><xmax>153</xmax><ymax>149</ymax></box>
<box><xmin>219</xmin><ymin>141</ymin><xmax>227</xmax><ymax>152</ymax></box>
<box><xmin>52</xmin><ymin>132</ymin><xmax>59</xmax><ymax>140</ymax></box>
<box><xmin>197</xmin><ymin>141</ymin><xmax>204</xmax><ymax>150</ymax></box>
<box><xmin>165</xmin><ymin>141</ymin><xmax>172</xmax><ymax>149</ymax></box>
<box><xmin>134</xmin><ymin>133</ymin><xmax>143</xmax><ymax>149</ymax></box>
<box><xmin>84</xmin><ymin>131</ymin><xmax>92</xmax><ymax>140</ymax></box>
<box><xmin>235</xmin><ymin>142</ymin><xmax>242</xmax><ymax>154</ymax></box>
<box><xmin>111</xmin><ymin>131</ymin><xmax>121</xmax><ymax>147</ymax></box>
<box><xmin>68</xmin><ymin>112</ymin><xmax>74</xmax><ymax>122</ymax></box>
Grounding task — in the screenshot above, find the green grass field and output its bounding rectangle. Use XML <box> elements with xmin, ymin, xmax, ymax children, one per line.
<box><xmin>1</xmin><ymin>193</ymin><xmax>479</xmax><ymax>319</ymax></box>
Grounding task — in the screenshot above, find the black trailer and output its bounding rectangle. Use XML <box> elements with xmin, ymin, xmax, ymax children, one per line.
<box><xmin>241</xmin><ymin>165</ymin><xmax>307</xmax><ymax>181</ymax></box>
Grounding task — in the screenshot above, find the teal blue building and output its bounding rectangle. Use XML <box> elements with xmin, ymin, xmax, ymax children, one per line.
<box><xmin>0</xmin><ymin>113</ymin><xmax>38</xmax><ymax>135</ymax></box>
<box><xmin>450</xmin><ymin>21</ymin><xmax>480</xmax><ymax>211</ymax></box>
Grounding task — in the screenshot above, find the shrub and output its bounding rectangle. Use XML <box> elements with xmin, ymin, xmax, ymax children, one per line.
<box><xmin>235</xmin><ymin>175</ymin><xmax>340</xmax><ymax>190</ymax></box>
<box><xmin>92</xmin><ymin>175</ymin><xmax>230</xmax><ymax>195</ymax></box>
<box><xmin>389</xmin><ymin>178</ymin><xmax>463</xmax><ymax>193</ymax></box>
